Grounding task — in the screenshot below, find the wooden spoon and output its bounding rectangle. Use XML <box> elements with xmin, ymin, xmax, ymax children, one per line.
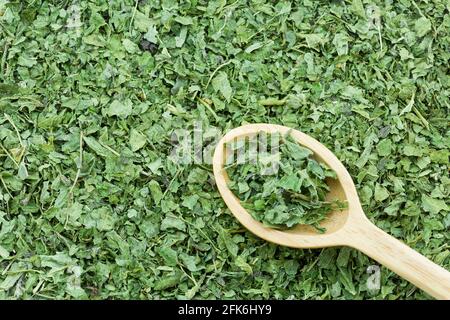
<box><xmin>212</xmin><ymin>123</ymin><xmax>450</xmax><ymax>300</ymax></box>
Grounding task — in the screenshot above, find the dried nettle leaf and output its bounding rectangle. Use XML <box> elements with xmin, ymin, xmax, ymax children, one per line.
<box><xmin>226</xmin><ymin>132</ymin><xmax>345</xmax><ymax>231</ymax></box>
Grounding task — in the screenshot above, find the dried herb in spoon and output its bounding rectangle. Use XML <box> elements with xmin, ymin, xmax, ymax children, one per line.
<box><xmin>226</xmin><ymin>132</ymin><xmax>345</xmax><ymax>231</ymax></box>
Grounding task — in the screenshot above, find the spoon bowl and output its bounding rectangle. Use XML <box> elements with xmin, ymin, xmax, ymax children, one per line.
<box><xmin>213</xmin><ymin>123</ymin><xmax>450</xmax><ymax>299</ymax></box>
<box><xmin>213</xmin><ymin>123</ymin><xmax>362</xmax><ymax>247</ymax></box>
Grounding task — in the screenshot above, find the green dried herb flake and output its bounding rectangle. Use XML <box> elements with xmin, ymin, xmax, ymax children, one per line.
<box><xmin>226</xmin><ymin>133</ymin><xmax>344</xmax><ymax>230</ymax></box>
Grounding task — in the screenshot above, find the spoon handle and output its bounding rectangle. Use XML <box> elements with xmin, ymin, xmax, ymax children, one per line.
<box><xmin>346</xmin><ymin>219</ymin><xmax>450</xmax><ymax>300</ymax></box>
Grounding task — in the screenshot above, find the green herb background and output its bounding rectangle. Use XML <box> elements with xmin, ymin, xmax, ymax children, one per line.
<box><xmin>0</xmin><ymin>0</ymin><xmax>449</xmax><ymax>299</ymax></box>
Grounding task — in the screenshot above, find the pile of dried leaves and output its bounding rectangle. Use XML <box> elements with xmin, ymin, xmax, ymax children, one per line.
<box><xmin>0</xmin><ymin>0</ymin><xmax>448</xmax><ymax>299</ymax></box>
<box><xmin>226</xmin><ymin>132</ymin><xmax>343</xmax><ymax>230</ymax></box>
